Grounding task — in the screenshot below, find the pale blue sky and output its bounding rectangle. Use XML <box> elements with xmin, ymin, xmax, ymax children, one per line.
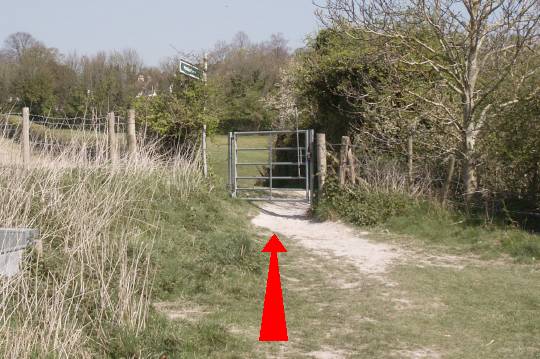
<box><xmin>0</xmin><ymin>0</ymin><xmax>320</xmax><ymax>65</ymax></box>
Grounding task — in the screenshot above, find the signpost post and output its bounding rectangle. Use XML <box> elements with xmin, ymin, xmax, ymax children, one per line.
<box><xmin>179</xmin><ymin>57</ymin><xmax>209</xmax><ymax>177</ymax></box>
<box><xmin>202</xmin><ymin>54</ymin><xmax>208</xmax><ymax>177</ymax></box>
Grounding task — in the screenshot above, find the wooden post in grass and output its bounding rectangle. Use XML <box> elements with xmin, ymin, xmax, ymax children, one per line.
<box><xmin>21</xmin><ymin>107</ymin><xmax>30</xmax><ymax>168</ymax></box>
<box><xmin>316</xmin><ymin>133</ymin><xmax>327</xmax><ymax>190</ymax></box>
<box><xmin>80</xmin><ymin>142</ymin><xmax>88</xmax><ymax>165</ymax></box>
<box><xmin>202</xmin><ymin>124</ymin><xmax>208</xmax><ymax>178</ymax></box>
<box><xmin>442</xmin><ymin>154</ymin><xmax>456</xmax><ymax>205</ymax></box>
<box><xmin>108</xmin><ymin>112</ymin><xmax>118</xmax><ymax>165</ymax></box>
<box><xmin>126</xmin><ymin>109</ymin><xmax>137</xmax><ymax>155</ymax></box>
<box><xmin>339</xmin><ymin>136</ymin><xmax>350</xmax><ymax>187</ymax></box>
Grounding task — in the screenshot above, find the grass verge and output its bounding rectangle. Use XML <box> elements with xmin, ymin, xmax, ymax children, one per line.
<box><xmin>108</xmin><ymin>190</ymin><xmax>266</xmax><ymax>358</ymax></box>
<box><xmin>315</xmin><ymin>178</ymin><xmax>540</xmax><ymax>260</ymax></box>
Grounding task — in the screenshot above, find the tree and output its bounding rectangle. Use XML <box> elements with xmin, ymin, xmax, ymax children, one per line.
<box><xmin>76</xmin><ymin>49</ymin><xmax>145</xmax><ymax>117</ymax></box>
<box><xmin>318</xmin><ymin>0</ymin><xmax>540</xmax><ymax>200</ymax></box>
<box><xmin>208</xmin><ymin>32</ymin><xmax>291</xmax><ymax>131</ymax></box>
<box><xmin>134</xmin><ymin>61</ymin><xmax>219</xmax><ymax>145</ymax></box>
<box><xmin>13</xmin><ymin>45</ymin><xmax>61</xmax><ymax>114</ymax></box>
<box><xmin>2</xmin><ymin>32</ymin><xmax>40</xmax><ymax>62</ymax></box>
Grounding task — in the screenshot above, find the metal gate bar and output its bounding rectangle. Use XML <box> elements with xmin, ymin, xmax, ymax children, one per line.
<box><xmin>229</xmin><ymin>129</ymin><xmax>314</xmax><ymax>203</ymax></box>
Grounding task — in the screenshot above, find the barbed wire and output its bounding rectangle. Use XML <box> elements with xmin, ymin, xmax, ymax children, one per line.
<box><xmin>0</xmin><ymin>111</ymin><xmax>131</xmax><ymax>166</ymax></box>
<box><xmin>0</xmin><ymin>113</ymin><xmax>23</xmax><ymax>117</ymax></box>
<box><xmin>28</xmin><ymin>114</ymin><xmax>110</xmax><ymax>122</ymax></box>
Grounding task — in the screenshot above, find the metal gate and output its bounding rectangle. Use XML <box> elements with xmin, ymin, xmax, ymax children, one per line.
<box><xmin>228</xmin><ymin>130</ymin><xmax>315</xmax><ymax>203</ymax></box>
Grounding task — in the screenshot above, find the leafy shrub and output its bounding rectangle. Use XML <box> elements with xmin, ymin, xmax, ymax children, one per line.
<box><xmin>315</xmin><ymin>177</ymin><xmax>417</xmax><ymax>226</ymax></box>
<box><xmin>316</xmin><ymin>177</ymin><xmax>540</xmax><ymax>260</ymax></box>
<box><xmin>134</xmin><ymin>76</ymin><xmax>219</xmax><ymax>146</ymax></box>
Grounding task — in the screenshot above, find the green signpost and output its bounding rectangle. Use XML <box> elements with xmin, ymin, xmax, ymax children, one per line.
<box><xmin>179</xmin><ymin>60</ymin><xmax>203</xmax><ymax>80</ymax></box>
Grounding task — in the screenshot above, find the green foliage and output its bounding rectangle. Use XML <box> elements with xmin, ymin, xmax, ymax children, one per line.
<box><xmin>215</xmin><ymin>74</ymin><xmax>274</xmax><ymax>131</ymax></box>
<box><xmin>315</xmin><ymin>178</ymin><xmax>540</xmax><ymax>260</ymax></box>
<box><xmin>1</xmin><ymin>31</ymin><xmax>289</xmax><ymax>135</ymax></box>
<box><xmin>294</xmin><ymin>29</ymin><xmax>379</xmax><ymax>140</ymax></box>
<box><xmin>479</xmin><ymin>72</ymin><xmax>540</xmax><ymax>217</ymax></box>
<box><xmin>315</xmin><ymin>177</ymin><xmax>416</xmax><ymax>226</ymax></box>
<box><xmin>210</xmin><ymin>32</ymin><xmax>290</xmax><ymax>132</ymax></box>
<box><xmin>293</xmin><ymin>29</ymin><xmax>429</xmax><ymax>140</ymax></box>
<box><xmin>12</xmin><ymin>46</ymin><xmax>60</xmax><ymax>114</ymax></box>
<box><xmin>134</xmin><ymin>76</ymin><xmax>219</xmax><ymax>144</ymax></box>
<box><xmin>0</xmin><ymin>33</ymin><xmax>145</xmax><ymax>117</ymax></box>
<box><xmin>292</xmin><ymin>26</ymin><xmax>539</xmax><ymax>227</ymax></box>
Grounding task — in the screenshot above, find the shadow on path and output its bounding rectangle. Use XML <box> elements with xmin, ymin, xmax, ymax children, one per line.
<box><xmin>249</xmin><ymin>202</ymin><xmax>309</xmax><ymax>220</ymax></box>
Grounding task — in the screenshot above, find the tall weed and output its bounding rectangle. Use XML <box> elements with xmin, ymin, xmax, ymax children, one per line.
<box><xmin>0</xmin><ymin>137</ymin><xmax>204</xmax><ymax>357</ymax></box>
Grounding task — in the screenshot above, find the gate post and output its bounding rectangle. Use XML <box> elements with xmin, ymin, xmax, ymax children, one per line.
<box><xmin>316</xmin><ymin>133</ymin><xmax>326</xmax><ymax>191</ymax></box>
<box><xmin>268</xmin><ymin>134</ymin><xmax>273</xmax><ymax>200</ymax></box>
<box><xmin>309</xmin><ymin>130</ymin><xmax>315</xmax><ymax>203</ymax></box>
<box><xmin>232</xmin><ymin>132</ymin><xmax>237</xmax><ymax>197</ymax></box>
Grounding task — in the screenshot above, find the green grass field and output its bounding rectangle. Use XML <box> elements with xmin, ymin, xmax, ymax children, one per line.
<box><xmin>207</xmin><ymin>134</ymin><xmax>269</xmax><ymax>181</ymax></box>
<box><xmin>207</xmin><ymin>134</ymin><xmax>274</xmax><ymax>199</ymax></box>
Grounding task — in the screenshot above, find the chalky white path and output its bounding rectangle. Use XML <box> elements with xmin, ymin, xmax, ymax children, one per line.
<box><xmin>251</xmin><ymin>200</ymin><xmax>402</xmax><ymax>275</ymax></box>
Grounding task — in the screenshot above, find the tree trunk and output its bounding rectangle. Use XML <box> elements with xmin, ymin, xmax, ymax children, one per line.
<box><xmin>461</xmin><ymin>0</ymin><xmax>481</xmax><ymax>203</ymax></box>
<box><xmin>462</xmin><ymin>120</ymin><xmax>478</xmax><ymax>202</ymax></box>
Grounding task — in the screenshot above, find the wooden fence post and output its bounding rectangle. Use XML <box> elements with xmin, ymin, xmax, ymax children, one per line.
<box><xmin>339</xmin><ymin>136</ymin><xmax>350</xmax><ymax>186</ymax></box>
<box><xmin>108</xmin><ymin>112</ymin><xmax>118</xmax><ymax>165</ymax></box>
<box><xmin>442</xmin><ymin>154</ymin><xmax>456</xmax><ymax>205</ymax></box>
<box><xmin>21</xmin><ymin>107</ymin><xmax>30</xmax><ymax>168</ymax></box>
<box><xmin>202</xmin><ymin>125</ymin><xmax>208</xmax><ymax>178</ymax></box>
<box><xmin>126</xmin><ymin>109</ymin><xmax>137</xmax><ymax>155</ymax></box>
<box><xmin>407</xmin><ymin>131</ymin><xmax>414</xmax><ymax>186</ymax></box>
<box><xmin>80</xmin><ymin>143</ymin><xmax>88</xmax><ymax>164</ymax></box>
<box><xmin>316</xmin><ymin>133</ymin><xmax>327</xmax><ymax>190</ymax></box>
<box><xmin>347</xmin><ymin>147</ymin><xmax>356</xmax><ymax>185</ymax></box>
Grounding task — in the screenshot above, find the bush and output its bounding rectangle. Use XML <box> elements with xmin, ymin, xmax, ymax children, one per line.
<box><xmin>134</xmin><ymin>76</ymin><xmax>219</xmax><ymax>145</ymax></box>
<box><xmin>315</xmin><ymin>177</ymin><xmax>417</xmax><ymax>226</ymax></box>
<box><xmin>315</xmin><ymin>177</ymin><xmax>540</xmax><ymax>260</ymax></box>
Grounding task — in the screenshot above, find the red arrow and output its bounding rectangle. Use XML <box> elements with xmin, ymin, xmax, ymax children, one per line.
<box><xmin>259</xmin><ymin>234</ymin><xmax>288</xmax><ymax>341</ymax></box>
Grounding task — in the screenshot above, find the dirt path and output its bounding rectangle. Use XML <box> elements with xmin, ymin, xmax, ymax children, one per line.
<box><xmin>250</xmin><ymin>200</ymin><xmax>414</xmax><ymax>358</ymax></box>
<box><xmin>252</xmin><ymin>201</ymin><xmax>404</xmax><ymax>278</ymax></box>
<box><xmin>248</xmin><ymin>200</ymin><xmax>540</xmax><ymax>359</ymax></box>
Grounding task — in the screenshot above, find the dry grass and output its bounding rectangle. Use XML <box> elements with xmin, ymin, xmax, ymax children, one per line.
<box><xmin>355</xmin><ymin>155</ymin><xmax>434</xmax><ymax>198</ymax></box>
<box><xmin>0</xmin><ymin>126</ymin><xmax>205</xmax><ymax>357</ymax></box>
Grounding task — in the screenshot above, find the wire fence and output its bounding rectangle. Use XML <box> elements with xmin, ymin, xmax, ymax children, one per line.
<box><xmin>0</xmin><ymin>109</ymin><xmax>134</xmax><ymax>168</ymax></box>
<box><xmin>323</xmin><ymin>135</ymin><xmax>540</xmax><ymax>225</ymax></box>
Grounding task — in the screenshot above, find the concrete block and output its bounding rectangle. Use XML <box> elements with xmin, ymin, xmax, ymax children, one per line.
<box><xmin>0</xmin><ymin>228</ymin><xmax>39</xmax><ymax>276</ymax></box>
